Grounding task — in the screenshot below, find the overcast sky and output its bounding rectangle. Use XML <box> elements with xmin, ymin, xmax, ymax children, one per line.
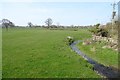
<box><xmin>0</xmin><ymin>0</ymin><xmax>119</xmax><ymax>26</ymax></box>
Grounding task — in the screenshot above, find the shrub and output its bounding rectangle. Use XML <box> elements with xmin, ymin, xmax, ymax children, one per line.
<box><xmin>89</xmin><ymin>24</ymin><xmax>109</xmax><ymax>37</ymax></box>
<box><xmin>65</xmin><ymin>36</ymin><xmax>74</xmax><ymax>45</ymax></box>
<box><xmin>98</xmin><ymin>28</ymin><xmax>108</xmax><ymax>37</ymax></box>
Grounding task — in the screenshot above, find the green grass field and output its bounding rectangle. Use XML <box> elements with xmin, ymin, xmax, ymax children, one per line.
<box><xmin>77</xmin><ymin>39</ymin><xmax>118</xmax><ymax>69</ymax></box>
<box><xmin>2</xmin><ymin>28</ymin><xmax>101</xmax><ymax>78</ymax></box>
<box><xmin>0</xmin><ymin>28</ymin><xmax>2</xmax><ymax>79</ymax></box>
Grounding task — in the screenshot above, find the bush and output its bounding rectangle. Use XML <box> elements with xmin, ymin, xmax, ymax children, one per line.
<box><xmin>65</xmin><ymin>36</ymin><xmax>74</xmax><ymax>45</ymax></box>
<box><xmin>89</xmin><ymin>24</ymin><xmax>109</xmax><ymax>37</ymax></box>
<box><xmin>97</xmin><ymin>28</ymin><xmax>108</xmax><ymax>37</ymax></box>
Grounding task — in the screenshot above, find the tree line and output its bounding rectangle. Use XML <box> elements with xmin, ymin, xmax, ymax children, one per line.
<box><xmin>1</xmin><ymin>18</ymin><xmax>117</xmax><ymax>32</ymax></box>
<box><xmin>1</xmin><ymin>18</ymin><xmax>95</xmax><ymax>31</ymax></box>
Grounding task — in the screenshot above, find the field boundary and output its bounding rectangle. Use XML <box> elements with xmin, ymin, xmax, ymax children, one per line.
<box><xmin>70</xmin><ymin>40</ymin><xmax>119</xmax><ymax>78</ymax></box>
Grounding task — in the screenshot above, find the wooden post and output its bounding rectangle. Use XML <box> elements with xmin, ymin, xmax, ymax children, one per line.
<box><xmin>111</xmin><ymin>2</ymin><xmax>117</xmax><ymax>37</ymax></box>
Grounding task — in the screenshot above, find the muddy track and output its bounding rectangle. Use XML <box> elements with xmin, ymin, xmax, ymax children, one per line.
<box><xmin>70</xmin><ymin>40</ymin><xmax>119</xmax><ymax>78</ymax></box>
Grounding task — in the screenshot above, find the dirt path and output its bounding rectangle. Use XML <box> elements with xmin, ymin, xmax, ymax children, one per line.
<box><xmin>70</xmin><ymin>40</ymin><xmax>119</xmax><ymax>78</ymax></box>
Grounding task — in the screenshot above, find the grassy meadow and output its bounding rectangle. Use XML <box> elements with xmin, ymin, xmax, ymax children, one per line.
<box><xmin>77</xmin><ymin>39</ymin><xmax>118</xmax><ymax>69</ymax></box>
<box><xmin>0</xmin><ymin>28</ymin><xmax>2</xmax><ymax>79</ymax></box>
<box><xmin>2</xmin><ymin>28</ymin><xmax>101</xmax><ymax>78</ymax></box>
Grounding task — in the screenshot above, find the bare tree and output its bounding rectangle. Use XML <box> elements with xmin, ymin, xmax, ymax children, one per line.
<box><xmin>1</xmin><ymin>19</ymin><xmax>15</xmax><ymax>31</ymax></box>
<box><xmin>28</xmin><ymin>22</ymin><xmax>33</xmax><ymax>28</ymax></box>
<box><xmin>45</xmin><ymin>18</ymin><xmax>53</xmax><ymax>28</ymax></box>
